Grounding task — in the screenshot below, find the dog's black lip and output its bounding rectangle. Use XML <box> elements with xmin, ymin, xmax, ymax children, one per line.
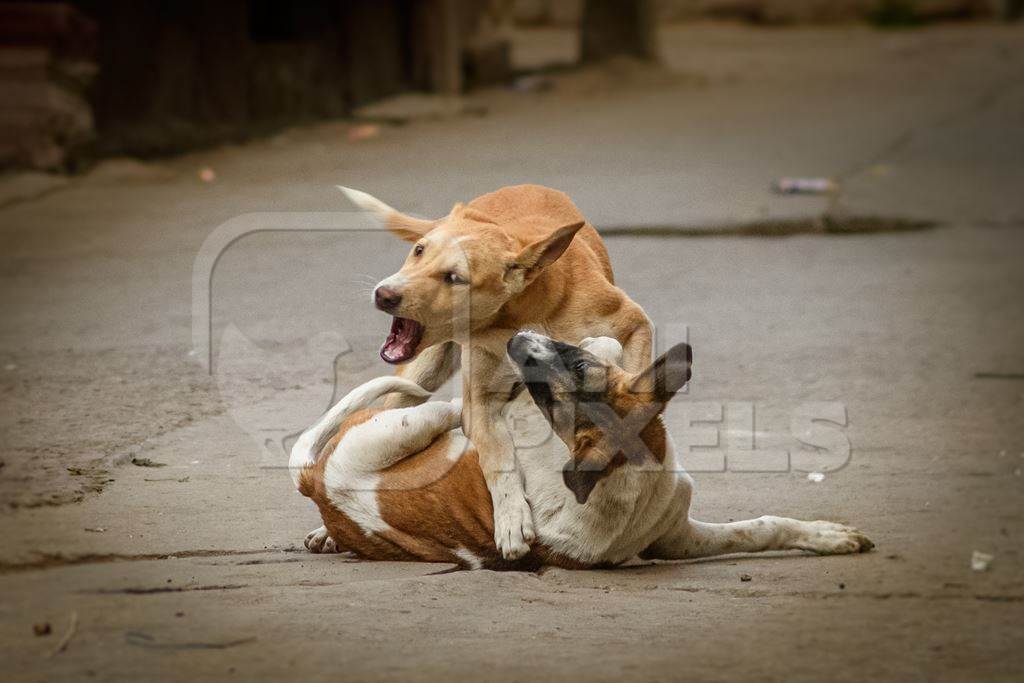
<box><xmin>507</xmin><ymin>381</ymin><xmax>527</xmax><ymax>402</ymax></box>
<box><xmin>522</xmin><ymin>379</ymin><xmax>555</xmax><ymax>423</ymax></box>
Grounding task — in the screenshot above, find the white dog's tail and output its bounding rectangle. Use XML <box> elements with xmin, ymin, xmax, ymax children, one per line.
<box><xmin>288</xmin><ymin>377</ymin><xmax>431</xmax><ymax>490</ymax></box>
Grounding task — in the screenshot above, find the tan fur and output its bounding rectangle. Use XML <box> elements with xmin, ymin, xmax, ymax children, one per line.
<box><xmin>368</xmin><ymin>184</ymin><xmax>652</xmax><ymax>558</ymax></box>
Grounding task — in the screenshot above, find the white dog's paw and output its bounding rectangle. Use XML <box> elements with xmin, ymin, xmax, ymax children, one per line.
<box><xmin>304</xmin><ymin>525</ymin><xmax>339</xmax><ymax>554</ymax></box>
<box><xmin>798</xmin><ymin>521</ymin><xmax>874</xmax><ymax>555</ymax></box>
<box><xmin>448</xmin><ymin>398</ymin><xmax>463</xmax><ymax>428</ymax></box>
<box><xmin>493</xmin><ymin>496</ymin><xmax>536</xmax><ymax>560</ymax></box>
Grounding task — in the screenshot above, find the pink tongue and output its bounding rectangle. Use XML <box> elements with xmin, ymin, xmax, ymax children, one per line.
<box><xmin>381</xmin><ymin>317</ymin><xmax>423</xmax><ymax>364</ymax></box>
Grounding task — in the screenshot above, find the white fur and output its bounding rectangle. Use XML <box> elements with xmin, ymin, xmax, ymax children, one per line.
<box><xmin>323</xmin><ymin>470</ymin><xmax>391</xmax><ymax>536</ymax></box>
<box><xmin>453</xmin><ymin>546</ymin><xmax>483</xmax><ymax>570</ymax></box>
<box><xmin>510</xmin><ymin>384</ymin><xmax>870</xmax><ymax>563</ymax></box>
<box><xmin>445</xmin><ymin>432</ymin><xmax>470</xmax><ymax>462</ymax></box>
<box><xmin>373</xmin><ymin>273</ymin><xmax>407</xmax><ymax>302</ymax></box>
<box><xmin>305</xmin><ymin>525</ymin><xmax>340</xmax><ymax>553</ymax></box>
<box><xmin>338</xmin><ymin>186</ymin><xmax>397</xmax><ymax>222</ymax></box>
<box><xmin>506</xmin><ymin>390</ymin><xmax>689</xmax><ymax>565</ymax></box>
<box><xmin>288</xmin><ymin>376</ymin><xmax>430</xmax><ymax>489</ymax></box>
<box><xmin>297</xmin><ymin>339</ymin><xmax>871</xmax><ymax>565</ymax></box>
<box><xmin>334</xmin><ymin>401</ymin><xmax>461</xmax><ymax>474</ymax></box>
<box><xmin>579</xmin><ymin>336</ymin><xmax>624</xmax><ymax>365</ymax></box>
<box><xmin>490</xmin><ymin>473</ymin><xmax>536</xmax><ymax>560</ymax></box>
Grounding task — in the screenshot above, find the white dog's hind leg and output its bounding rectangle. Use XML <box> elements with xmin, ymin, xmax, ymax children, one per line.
<box><xmin>304</xmin><ymin>525</ymin><xmax>340</xmax><ymax>554</ymax></box>
<box><xmin>643</xmin><ymin>516</ymin><xmax>873</xmax><ymax>560</ymax></box>
<box><xmin>331</xmin><ymin>400</ymin><xmax>463</xmax><ymax>474</ymax></box>
<box><xmin>289</xmin><ymin>376</ymin><xmax>431</xmax><ymax>490</ymax></box>
<box><xmin>300</xmin><ymin>393</ymin><xmax>461</xmax><ymax>555</ymax></box>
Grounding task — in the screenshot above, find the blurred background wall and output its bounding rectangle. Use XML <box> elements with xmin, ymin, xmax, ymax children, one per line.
<box><xmin>0</xmin><ymin>0</ymin><xmax>1018</xmax><ymax>172</ymax></box>
<box><xmin>517</xmin><ymin>0</ymin><xmax>999</xmax><ymax>24</ymax></box>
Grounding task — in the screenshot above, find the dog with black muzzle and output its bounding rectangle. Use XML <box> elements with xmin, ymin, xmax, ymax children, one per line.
<box><xmin>290</xmin><ymin>332</ymin><xmax>873</xmax><ymax>570</ymax></box>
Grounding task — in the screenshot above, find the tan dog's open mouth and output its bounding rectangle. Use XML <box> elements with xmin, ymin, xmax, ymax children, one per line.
<box><xmin>380</xmin><ymin>317</ymin><xmax>424</xmax><ymax>364</ymax></box>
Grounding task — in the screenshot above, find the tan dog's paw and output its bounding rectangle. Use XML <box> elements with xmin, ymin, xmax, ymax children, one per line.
<box><xmin>304</xmin><ymin>525</ymin><xmax>340</xmax><ymax>554</ymax></box>
<box><xmin>494</xmin><ymin>496</ymin><xmax>536</xmax><ymax>560</ymax></box>
<box><xmin>800</xmin><ymin>521</ymin><xmax>874</xmax><ymax>555</ymax></box>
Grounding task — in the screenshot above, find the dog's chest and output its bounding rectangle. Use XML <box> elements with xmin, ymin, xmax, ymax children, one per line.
<box><xmin>505</xmin><ymin>396</ymin><xmax>679</xmax><ymax>565</ymax></box>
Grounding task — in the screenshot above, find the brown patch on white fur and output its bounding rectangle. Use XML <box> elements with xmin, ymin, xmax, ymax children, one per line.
<box><xmin>296</xmin><ymin>339</ymin><xmax>691</xmax><ymax>569</ymax></box>
<box><xmin>297</xmin><ymin>406</ymin><xmax>596</xmax><ymax>570</ymax></box>
<box><xmin>297</xmin><ymin>336</ymin><xmax>872</xmax><ymax>570</ymax></box>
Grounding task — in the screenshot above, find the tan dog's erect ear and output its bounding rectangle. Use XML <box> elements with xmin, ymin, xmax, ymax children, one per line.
<box><xmin>628</xmin><ymin>343</ymin><xmax>693</xmax><ymax>403</ymax></box>
<box><xmin>338</xmin><ymin>186</ymin><xmax>436</xmax><ymax>243</ymax></box>
<box><xmin>512</xmin><ymin>221</ymin><xmax>586</xmax><ymax>274</ymax></box>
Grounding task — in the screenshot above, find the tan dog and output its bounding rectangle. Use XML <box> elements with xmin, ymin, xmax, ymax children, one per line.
<box><xmin>339</xmin><ymin>184</ymin><xmax>652</xmax><ymax>558</ymax></box>
<box><xmin>290</xmin><ymin>333</ymin><xmax>873</xmax><ymax>569</ymax></box>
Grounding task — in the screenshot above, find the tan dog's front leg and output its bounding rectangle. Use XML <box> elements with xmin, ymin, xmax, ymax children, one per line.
<box><xmin>464</xmin><ymin>352</ymin><xmax>535</xmax><ymax>560</ymax></box>
<box><xmin>619</xmin><ymin>312</ymin><xmax>653</xmax><ymax>374</ymax></box>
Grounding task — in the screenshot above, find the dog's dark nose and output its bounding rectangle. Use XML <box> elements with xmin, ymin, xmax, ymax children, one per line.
<box><xmin>374</xmin><ymin>286</ymin><xmax>402</xmax><ymax>312</ymax></box>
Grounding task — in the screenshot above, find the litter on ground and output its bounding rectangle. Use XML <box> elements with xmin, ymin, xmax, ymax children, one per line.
<box><xmin>772</xmin><ymin>177</ymin><xmax>838</xmax><ymax>195</ymax></box>
<box><xmin>347</xmin><ymin>124</ymin><xmax>380</xmax><ymax>141</ymax></box>
<box><xmin>971</xmin><ymin>550</ymin><xmax>994</xmax><ymax>572</ymax></box>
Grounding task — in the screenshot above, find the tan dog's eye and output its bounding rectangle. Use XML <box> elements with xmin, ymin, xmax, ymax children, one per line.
<box><xmin>413</xmin><ymin>244</ymin><xmax>425</xmax><ymax>256</ymax></box>
<box><xmin>444</xmin><ymin>272</ymin><xmax>468</xmax><ymax>285</ymax></box>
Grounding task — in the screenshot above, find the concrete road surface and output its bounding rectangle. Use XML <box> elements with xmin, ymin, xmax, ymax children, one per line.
<box><xmin>1</xmin><ymin>22</ymin><xmax>1022</xmax><ymax>682</ymax></box>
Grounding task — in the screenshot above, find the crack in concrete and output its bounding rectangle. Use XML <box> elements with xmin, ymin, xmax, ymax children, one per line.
<box><xmin>664</xmin><ymin>585</ymin><xmax>1024</xmax><ymax>603</ymax></box>
<box><xmin>0</xmin><ymin>548</ymin><xmax>303</xmax><ymax>575</ymax></box>
<box><xmin>5</xmin><ymin>550</ymin><xmax>1022</xmax><ymax>606</ymax></box>
<box><xmin>88</xmin><ymin>584</ymin><xmax>248</xmax><ymax>595</ymax></box>
<box><xmin>125</xmin><ymin>631</ymin><xmax>258</xmax><ymax>651</ymax></box>
<box><xmin>598</xmin><ymin>215</ymin><xmax>937</xmax><ymax>238</ymax></box>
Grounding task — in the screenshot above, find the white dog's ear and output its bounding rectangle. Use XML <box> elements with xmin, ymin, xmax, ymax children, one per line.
<box><xmin>628</xmin><ymin>343</ymin><xmax>692</xmax><ymax>404</ymax></box>
<box><xmin>338</xmin><ymin>186</ymin><xmax>436</xmax><ymax>243</ymax></box>
<box><xmin>512</xmin><ymin>220</ymin><xmax>585</xmax><ymax>275</ymax></box>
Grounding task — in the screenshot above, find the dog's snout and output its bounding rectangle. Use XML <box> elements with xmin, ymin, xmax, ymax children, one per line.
<box><xmin>507</xmin><ymin>333</ymin><xmax>528</xmax><ymax>362</ymax></box>
<box><xmin>507</xmin><ymin>331</ymin><xmax>558</xmax><ymax>370</ymax></box>
<box><xmin>508</xmin><ymin>331</ymin><xmax>540</xmax><ymax>363</ymax></box>
<box><xmin>374</xmin><ymin>286</ymin><xmax>402</xmax><ymax>312</ymax></box>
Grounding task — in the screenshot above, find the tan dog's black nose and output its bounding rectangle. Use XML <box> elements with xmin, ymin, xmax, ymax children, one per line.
<box><xmin>374</xmin><ymin>286</ymin><xmax>402</xmax><ymax>312</ymax></box>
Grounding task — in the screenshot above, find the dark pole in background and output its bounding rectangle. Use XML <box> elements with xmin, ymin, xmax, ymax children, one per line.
<box><xmin>580</xmin><ymin>0</ymin><xmax>658</xmax><ymax>63</ymax></box>
<box><xmin>428</xmin><ymin>0</ymin><xmax>463</xmax><ymax>94</ymax></box>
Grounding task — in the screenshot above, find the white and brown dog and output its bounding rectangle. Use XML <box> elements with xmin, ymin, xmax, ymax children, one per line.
<box><xmin>289</xmin><ymin>333</ymin><xmax>873</xmax><ymax>570</ymax></box>
<box><xmin>340</xmin><ymin>184</ymin><xmax>652</xmax><ymax>559</ymax></box>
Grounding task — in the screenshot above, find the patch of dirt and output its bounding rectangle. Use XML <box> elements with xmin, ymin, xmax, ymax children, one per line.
<box><xmin>0</xmin><ymin>346</ymin><xmax>220</xmax><ymax>510</ymax></box>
